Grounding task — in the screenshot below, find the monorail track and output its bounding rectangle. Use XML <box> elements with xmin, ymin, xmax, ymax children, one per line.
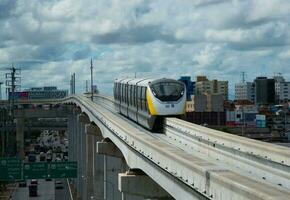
<box><xmin>92</xmin><ymin>94</ymin><xmax>290</xmax><ymax>192</ymax></box>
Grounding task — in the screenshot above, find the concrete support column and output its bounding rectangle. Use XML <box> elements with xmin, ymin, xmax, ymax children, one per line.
<box><xmin>15</xmin><ymin>118</ymin><xmax>25</xmax><ymax>159</ymax></box>
<box><xmin>118</xmin><ymin>170</ymin><xmax>173</xmax><ymax>200</ymax></box>
<box><xmin>77</xmin><ymin>114</ymin><xmax>90</xmax><ymax>200</ymax></box>
<box><xmin>85</xmin><ymin>124</ymin><xmax>103</xmax><ymax>200</ymax></box>
<box><xmin>68</xmin><ymin>114</ymin><xmax>74</xmax><ymax>161</ymax></box>
<box><xmin>95</xmin><ymin>137</ymin><xmax>105</xmax><ymax>200</ymax></box>
<box><xmin>71</xmin><ymin>108</ymin><xmax>80</xmax><ymax>193</ymax></box>
<box><xmin>97</xmin><ymin>141</ymin><xmax>128</xmax><ymax>200</ymax></box>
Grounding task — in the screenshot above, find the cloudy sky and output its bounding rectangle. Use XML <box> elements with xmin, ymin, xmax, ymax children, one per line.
<box><xmin>0</xmin><ymin>0</ymin><xmax>290</xmax><ymax>99</ymax></box>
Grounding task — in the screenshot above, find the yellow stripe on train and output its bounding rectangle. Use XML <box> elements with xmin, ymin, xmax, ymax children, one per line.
<box><xmin>146</xmin><ymin>88</ymin><xmax>158</xmax><ymax>115</ymax></box>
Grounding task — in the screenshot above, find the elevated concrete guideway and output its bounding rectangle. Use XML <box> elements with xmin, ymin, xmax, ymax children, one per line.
<box><xmin>2</xmin><ymin>94</ymin><xmax>290</xmax><ymax>199</ymax></box>
<box><xmin>63</xmin><ymin>95</ymin><xmax>290</xmax><ymax>200</ymax></box>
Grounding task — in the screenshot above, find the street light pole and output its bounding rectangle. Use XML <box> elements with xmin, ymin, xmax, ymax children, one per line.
<box><xmin>0</xmin><ymin>82</ymin><xmax>3</xmax><ymax>100</ymax></box>
<box><xmin>284</xmin><ymin>111</ymin><xmax>287</xmax><ymax>131</ymax></box>
<box><xmin>90</xmin><ymin>59</ymin><xmax>93</xmax><ymax>101</ymax></box>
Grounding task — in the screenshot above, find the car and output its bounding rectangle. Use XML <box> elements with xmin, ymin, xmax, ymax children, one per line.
<box><xmin>29</xmin><ymin>184</ymin><xmax>37</xmax><ymax>197</ymax></box>
<box><xmin>55</xmin><ymin>181</ymin><xmax>64</xmax><ymax>189</ymax></box>
<box><xmin>45</xmin><ymin>178</ymin><xmax>52</xmax><ymax>181</ymax></box>
<box><xmin>31</xmin><ymin>179</ymin><xmax>38</xmax><ymax>185</ymax></box>
<box><xmin>40</xmin><ymin>155</ymin><xmax>46</xmax><ymax>161</ymax></box>
<box><xmin>28</xmin><ymin>154</ymin><xmax>36</xmax><ymax>162</ymax></box>
<box><xmin>19</xmin><ymin>180</ymin><xmax>27</xmax><ymax>187</ymax></box>
<box><xmin>63</xmin><ymin>155</ymin><xmax>68</xmax><ymax>161</ymax></box>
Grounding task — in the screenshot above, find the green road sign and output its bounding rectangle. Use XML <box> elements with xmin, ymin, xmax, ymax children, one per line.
<box><xmin>0</xmin><ymin>158</ymin><xmax>22</xmax><ymax>181</ymax></box>
<box><xmin>48</xmin><ymin>162</ymin><xmax>77</xmax><ymax>178</ymax></box>
<box><xmin>23</xmin><ymin>162</ymin><xmax>48</xmax><ymax>179</ymax></box>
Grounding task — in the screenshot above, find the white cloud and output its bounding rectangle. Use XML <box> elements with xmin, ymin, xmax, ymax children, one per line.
<box><xmin>0</xmin><ymin>0</ymin><xmax>290</xmax><ymax>97</ymax></box>
<box><xmin>278</xmin><ymin>50</ymin><xmax>290</xmax><ymax>59</ymax></box>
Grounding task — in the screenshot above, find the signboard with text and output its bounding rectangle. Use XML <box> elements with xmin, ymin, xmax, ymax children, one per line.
<box><xmin>23</xmin><ymin>162</ymin><xmax>48</xmax><ymax>179</ymax></box>
<box><xmin>0</xmin><ymin>159</ymin><xmax>77</xmax><ymax>180</ymax></box>
<box><xmin>48</xmin><ymin>162</ymin><xmax>77</xmax><ymax>178</ymax></box>
<box><xmin>0</xmin><ymin>158</ymin><xmax>22</xmax><ymax>181</ymax></box>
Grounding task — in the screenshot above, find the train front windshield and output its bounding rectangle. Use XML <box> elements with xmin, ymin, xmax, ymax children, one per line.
<box><xmin>150</xmin><ymin>81</ymin><xmax>184</xmax><ymax>102</ymax></box>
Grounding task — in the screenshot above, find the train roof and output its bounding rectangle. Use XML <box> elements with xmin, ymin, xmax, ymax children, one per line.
<box><xmin>115</xmin><ymin>78</ymin><xmax>182</xmax><ymax>87</ymax></box>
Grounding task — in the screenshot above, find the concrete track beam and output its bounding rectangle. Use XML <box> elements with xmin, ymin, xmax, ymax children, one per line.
<box><xmin>85</xmin><ymin>124</ymin><xmax>102</xmax><ymax>137</ymax></box>
<box><xmin>118</xmin><ymin>170</ymin><xmax>172</xmax><ymax>199</ymax></box>
<box><xmin>97</xmin><ymin>141</ymin><xmax>123</xmax><ymax>158</ymax></box>
<box><xmin>77</xmin><ymin>113</ymin><xmax>90</xmax><ymax>124</ymax></box>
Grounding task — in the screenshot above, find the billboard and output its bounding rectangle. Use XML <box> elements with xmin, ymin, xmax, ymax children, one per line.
<box><xmin>9</xmin><ymin>92</ymin><xmax>29</xmax><ymax>100</ymax></box>
<box><xmin>28</xmin><ymin>90</ymin><xmax>68</xmax><ymax>99</ymax></box>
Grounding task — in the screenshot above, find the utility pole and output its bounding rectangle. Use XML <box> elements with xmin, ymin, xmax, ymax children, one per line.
<box><xmin>5</xmin><ymin>65</ymin><xmax>21</xmax><ymax>119</ymax></box>
<box><xmin>0</xmin><ymin>82</ymin><xmax>3</xmax><ymax>100</ymax></box>
<box><xmin>70</xmin><ymin>73</ymin><xmax>76</xmax><ymax>95</ymax></box>
<box><xmin>70</xmin><ymin>74</ymin><xmax>72</xmax><ymax>95</ymax></box>
<box><xmin>241</xmin><ymin>71</ymin><xmax>246</xmax><ymax>83</ymax></box>
<box><xmin>86</xmin><ymin>80</ymin><xmax>88</xmax><ymax>93</ymax></box>
<box><xmin>90</xmin><ymin>59</ymin><xmax>93</xmax><ymax>101</ymax></box>
<box><xmin>73</xmin><ymin>73</ymin><xmax>75</xmax><ymax>94</ymax></box>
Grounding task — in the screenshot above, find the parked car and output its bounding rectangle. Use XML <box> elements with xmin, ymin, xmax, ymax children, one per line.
<box><xmin>29</xmin><ymin>184</ymin><xmax>37</xmax><ymax>197</ymax></box>
<box><xmin>19</xmin><ymin>180</ymin><xmax>27</xmax><ymax>187</ymax></box>
<box><xmin>55</xmin><ymin>181</ymin><xmax>63</xmax><ymax>189</ymax></box>
<box><xmin>31</xmin><ymin>179</ymin><xmax>38</xmax><ymax>185</ymax></box>
<box><xmin>28</xmin><ymin>154</ymin><xmax>36</xmax><ymax>162</ymax></box>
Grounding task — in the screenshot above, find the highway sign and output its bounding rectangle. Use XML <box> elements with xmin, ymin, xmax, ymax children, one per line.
<box><xmin>0</xmin><ymin>158</ymin><xmax>22</xmax><ymax>181</ymax></box>
<box><xmin>48</xmin><ymin>162</ymin><xmax>77</xmax><ymax>178</ymax></box>
<box><xmin>23</xmin><ymin>162</ymin><xmax>48</xmax><ymax>179</ymax></box>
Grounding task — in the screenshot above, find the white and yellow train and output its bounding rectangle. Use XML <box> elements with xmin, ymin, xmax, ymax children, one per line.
<box><xmin>114</xmin><ymin>78</ymin><xmax>186</xmax><ymax>131</ymax></box>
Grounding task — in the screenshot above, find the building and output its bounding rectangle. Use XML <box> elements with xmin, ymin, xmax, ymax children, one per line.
<box><xmin>185</xmin><ymin>94</ymin><xmax>207</xmax><ymax>112</ymax></box>
<box><xmin>277</xmin><ymin>82</ymin><xmax>290</xmax><ymax>103</ymax></box>
<box><xmin>185</xmin><ymin>93</ymin><xmax>224</xmax><ymax>112</ymax></box>
<box><xmin>274</xmin><ymin>75</ymin><xmax>290</xmax><ymax>103</ymax></box>
<box><xmin>9</xmin><ymin>86</ymin><xmax>68</xmax><ymax>100</ymax></box>
<box><xmin>254</xmin><ymin>77</ymin><xmax>275</xmax><ymax>105</ymax></box>
<box><xmin>226</xmin><ymin>101</ymin><xmax>258</xmax><ymax>127</ymax></box>
<box><xmin>178</xmin><ymin>76</ymin><xmax>195</xmax><ymax>101</ymax></box>
<box><xmin>206</xmin><ymin>94</ymin><xmax>224</xmax><ymax>112</ymax></box>
<box><xmin>235</xmin><ymin>82</ymin><xmax>255</xmax><ymax>102</ymax></box>
<box><xmin>195</xmin><ymin>76</ymin><xmax>228</xmax><ymax>100</ymax></box>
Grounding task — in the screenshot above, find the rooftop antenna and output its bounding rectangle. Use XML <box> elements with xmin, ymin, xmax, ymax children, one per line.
<box><xmin>90</xmin><ymin>58</ymin><xmax>93</xmax><ymax>101</ymax></box>
<box><xmin>85</xmin><ymin>80</ymin><xmax>88</xmax><ymax>93</ymax></box>
<box><xmin>241</xmin><ymin>71</ymin><xmax>246</xmax><ymax>83</ymax></box>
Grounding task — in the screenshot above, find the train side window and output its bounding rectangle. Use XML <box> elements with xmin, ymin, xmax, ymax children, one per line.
<box><xmin>118</xmin><ymin>83</ymin><xmax>120</xmax><ymax>100</ymax></box>
<box><xmin>144</xmin><ymin>87</ymin><xmax>147</xmax><ymax>111</ymax></box>
<box><xmin>130</xmin><ymin>85</ymin><xmax>134</xmax><ymax>105</ymax></box>
<box><xmin>125</xmin><ymin>84</ymin><xmax>128</xmax><ymax>104</ymax></box>
<box><xmin>114</xmin><ymin>83</ymin><xmax>116</xmax><ymax>99</ymax></box>
<box><xmin>122</xmin><ymin>84</ymin><xmax>124</xmax><ymax>102</ymax></box>
<box><xmin>132</xmin><ymin>85</ymin><xmax>134</xmax><ymax>106</ymax></box>
<box><xmin>126</xmin><ymin>84</ymin><xmax>129</xmax><ymax>104</ymax></box>
<box><xmin>133</xmin><ymin>85</ymin><xmax>136</xmax><ymax>106</ymax></box>
<box><xmin>129</xmin><ymin>85</ymin><xmax>132</xmax><ymax>105</ymax></box>
<box><xmin>120</xmin><ymin>84</ymin><xmax>122</xmax><ymax>101</ymax></box>
<box><xmin>138</xmin><ymin>86</ymin><xmax>142</xmax><ymax>110</ymax></box>
<box><xmin>113</xmin><ymin>83</ymin><xmax>116</xmax><ymax>99</ymax></box>
<box><xmin>141</xmin><ymin>87</ymin><xmax>146</xmax><ymax>110</ymax></box>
